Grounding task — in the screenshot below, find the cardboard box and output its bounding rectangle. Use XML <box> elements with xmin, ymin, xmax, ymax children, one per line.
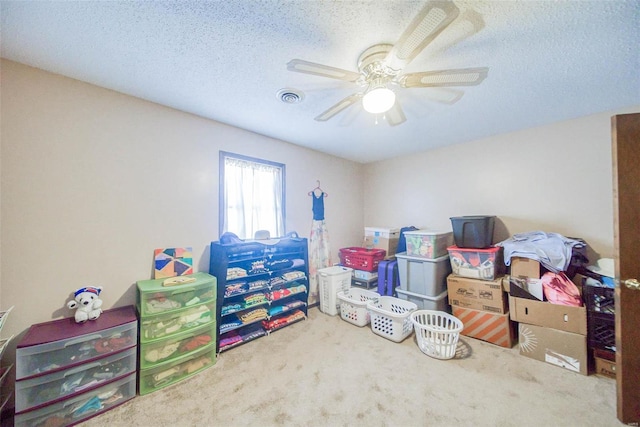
<box><xmin>508</xmin><ymin>276</ymin><xmax>544</xmax><ymax>300</ymax></box>
<box><xmin>519</xmin><ymin>323</ymin><xmax>588</xmax><ymax>375</ymax></box>
<box><xmin>363</xmin><ymin>236</ymin><xmax>399</xmax><ymax>258</ymax></box>
<box><xmin>510</xmin><ymin>257</ymin><xmax>541</xmax><ymax>279</ymax></box>
<box><xmin>447</xmin><ymin>275</ymin><xmax>508</xmax><ymax>314</ymax></box>
<box><xmin>364</xmin><ymin>227</ymin><xmax>400</xmax><ymax>239</ymax></box>
<box><xmin>452</xmin><ymin>306</ymin><xmax>516</xmax><ymax>348</ymax></box>
<box><xmin>509</xmin><ymin>295</ymin><xmax>587</xmax><ymax>335</ymax></box>
<box><xmin>594</xmin><ymin>356</ymin><xmax>616</xmax><ymax>379</ymax></box>
<box><xmin>502</xmin><ymin>276</ymin><xmax>510</xmax><ymax>293</ymax></box>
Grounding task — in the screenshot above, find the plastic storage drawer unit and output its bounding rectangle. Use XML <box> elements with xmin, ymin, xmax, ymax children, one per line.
<box><xmin>396</xmin><ymin>252</ymin><xmax>451</xmax><ymax>297</ymax></box>
<box><xmin>403</xmin><ymin>230</ymin><xmax>453</xmax><ymax>259</ymax></box>
<box><xmin>14</xmin><ymin>372</ymin><xmax>136</xmax><ymax>427</ymax></box>
<box><xmin>140</xmin><ymin>322</ymin><xmax>216</xmax><ymax>369</ymax></box>
<box><xmin>137</xmin><ymin>272</ymin><xmax>217</xmax><ymax>317</ymax></box>
<box><xmin>139</xmin><ymin>301</ymin><xmax>216</xmax><ymax>343</ymax></box>
<box><xmin>139</xmin><ymin>342</ymin><xmax>216</xmax><ymax>395</ymax></box>
<box><xmin>16</xmin><ymin>310</ymin><xmax>138</xmax><ymax>381</ymax></box>
<box><xmin>15</xmin><ymin>347</ymin><xmax>137</xmax><ymax>413</ymax></box>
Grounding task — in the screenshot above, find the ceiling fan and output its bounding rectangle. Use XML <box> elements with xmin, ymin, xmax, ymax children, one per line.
<box><xmin>286</xmin><ymin>0</ymin><xmax>488</xmax><ymax>126</ymax></box>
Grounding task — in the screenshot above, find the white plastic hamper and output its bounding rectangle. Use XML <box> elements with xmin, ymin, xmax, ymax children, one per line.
<box><xmin>366</xmin><ymin>296</ymin><xmax>417</xmax><ymax>342</ymax></box>
<box><xmin>410</xmin><ymin>310</ymin><xmax>463</xmax><ymax>360</ymax></box>
<box><xmin>318</xmin><ymin>266</ymin><xmax>352</xmax><ymax>316</ymax></box>
<box><xmin>337</xmin><ymin>288</ymin><xmax>380</xmax><ymax>327</ymax></box>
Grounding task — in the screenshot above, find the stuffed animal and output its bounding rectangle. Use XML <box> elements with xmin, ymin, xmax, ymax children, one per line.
<box><xmin>67</xmin><ymin>286</ymin><xmax>103</xmax><ymax>323</ymax></box>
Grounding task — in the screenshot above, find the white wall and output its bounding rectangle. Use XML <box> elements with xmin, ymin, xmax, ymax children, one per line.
<box><xmin>363</xmin><ymin>107</ymin><xmax>640</xmax><ymax>261</ymax></box>
<box><xmin>0</xmin><ymin>59</ymin><xmax>364</xmax><ymax>339</ymax></box>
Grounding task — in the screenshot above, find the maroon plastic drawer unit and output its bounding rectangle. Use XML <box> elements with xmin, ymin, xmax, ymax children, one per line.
<box><xmin>15</xmin><ymin>306</ymin><xmax>138</xmax><ymax>426</ymax></box>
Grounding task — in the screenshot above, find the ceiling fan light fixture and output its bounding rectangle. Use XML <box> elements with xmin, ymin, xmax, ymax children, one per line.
<box><xmin>362</xmin><ymin>84</ymin><xmax>396</xmax><ymax>114</ymax></box>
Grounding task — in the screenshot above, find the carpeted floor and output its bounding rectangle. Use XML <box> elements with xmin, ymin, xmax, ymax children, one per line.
<box><xmin>82</xmin><ymin>307</ymin><xmax>621</xmax><ymax>427</ymax></box>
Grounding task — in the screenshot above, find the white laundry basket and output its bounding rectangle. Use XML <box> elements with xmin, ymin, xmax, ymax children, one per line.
<box><xmin>366</xmin><ymin>296</ymin><xmax>417</xmax><ymax>342</ymax></box>
<box><xmin>337</xmin><ymin>288</ymin><xmax>380</xmax><ymax>327</ymax></box>
<box><xmin>411</xmin><ymin>310</ymin><xmax>463</xmax><ymax>360</ymax></box>
<box><xmin>318</xmin><ymin>266</ymin><xmax>352</xmax><ymax>316</ymax></box>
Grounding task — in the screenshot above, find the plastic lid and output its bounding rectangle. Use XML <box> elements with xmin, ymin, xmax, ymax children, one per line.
<box><xmin>447</xmin><ymin>245</ymin><xmax>500</xmax><ymax>253</ymax></box>
<box><xmin>404</xmin><ymin>229</ymin><xmax>452</xmax><ymax>235</ymax></box>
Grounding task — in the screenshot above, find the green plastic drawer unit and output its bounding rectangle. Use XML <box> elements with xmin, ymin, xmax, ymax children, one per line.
<box><xmin>139</xmin><ymin>342</ymin><xmax>216</xmax><ymax>395</ymax></box>
<box><xmin>16</xmin><ymin>306</ymin><xmax>138</xmax><ymax>381</ymax></box>
<box><xmin>15</xmin><ymin>347</ymin><xmax>137</xmax><ymax>414</ymax></box>
<box><xmin>139</xmin><ymin>322</ymin><xmax>216</xmax><ymax>370</ymax></box>
<box><xmin>137</xmin><ymin>272</ymin><xmax>216</xmax><ymax>317</ymax></box>
<box><xmin>139</xmin><ymin>301</ymin><xmax>216</xmax><ymax>343</ymax></box>
<box><xmin>14</xmin><ymin>372</ymin><xmax>136</xmax><ymax>427</ymax></box>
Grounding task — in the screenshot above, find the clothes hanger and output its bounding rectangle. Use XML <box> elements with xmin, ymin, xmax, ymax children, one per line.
<box><xmin>308</xmin><ymin>180</ymin><xmax>328</xmax><ymax>197</ymax></box>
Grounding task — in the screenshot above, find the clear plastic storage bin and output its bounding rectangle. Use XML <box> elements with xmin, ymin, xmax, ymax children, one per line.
<box><xmin>404</xmin><ymin>230</ymin><xmax>453</xmax><ymax>259</ymax></box>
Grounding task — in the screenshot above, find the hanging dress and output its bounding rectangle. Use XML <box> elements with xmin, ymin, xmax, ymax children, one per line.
<box><xmin>308</xmin><ymin>191</ymin><xmax>331</xmax><ymax>305</ymax></box>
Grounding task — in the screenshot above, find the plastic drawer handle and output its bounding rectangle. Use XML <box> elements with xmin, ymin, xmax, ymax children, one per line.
<box><xmin>64</xmin><ymin>334</ymin><xmax>103</xmax><ymax>347</ymax></box>
<box><xmin>170</xmin><ymin>287</ymin><xmax>196</xmax><ymax>295</ymax></box>
<box><xmin>64</xmin><ymin>361</ymin><xmax>102</xmax><ymax>376</ymax></box>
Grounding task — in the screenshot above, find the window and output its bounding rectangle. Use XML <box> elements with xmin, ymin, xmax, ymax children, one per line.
<box><xmin>219</xmin><ymin>151</ymin><xmax>285</xmax><ymax>240</ymax></box>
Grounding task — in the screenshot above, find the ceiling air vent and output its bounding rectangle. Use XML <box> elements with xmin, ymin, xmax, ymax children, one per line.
<box><xmin>276</xmin><ymin>88</ymin><xmax>304</xmax><ymax>104</ymax></box>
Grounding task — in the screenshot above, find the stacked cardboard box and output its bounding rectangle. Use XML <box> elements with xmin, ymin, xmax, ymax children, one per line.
<box><xmin>362</xmin><ymin>227</ymin><xmax>400</xmax><ymax>260</ymax></box>
<box><xmin>508</xmin><ymin>257</ymin><xmax>589</xmax><ymax>375</ymax></box>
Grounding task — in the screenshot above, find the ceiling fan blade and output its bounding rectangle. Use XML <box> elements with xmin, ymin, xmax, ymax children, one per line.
<box><xmin>385</xmin><ymin>1</ymin><xmax>460</xmax><ymax>71</ymax></box>
<box><xmin>424</xmin><ymin>87</ymin><xmax>464</xmax><ymax>104</ymax></box>
<box><xmin>385</xmin><ymin>102</ymin><xmax>406</xmax><ymax>126</ymax></box>
<box><xmin>287</xmin><ymin>59</ymin><xmax>361</xmax><ymax>82</ymax></box>
<box><xmin>399</xmin><ymin>67</ymin><xmax>488</xmax><ymax>88</ymax></box>
<box><xmin>314</xmin><ymin>93</ymin><xmax>363</xmax><ymax>122</ymax></box>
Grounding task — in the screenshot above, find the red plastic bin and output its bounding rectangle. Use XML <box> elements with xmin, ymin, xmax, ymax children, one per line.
<box><xmin>339</xmin><ymin>247</ymin><xmax>386</xmax><ymax>272</ymax></box>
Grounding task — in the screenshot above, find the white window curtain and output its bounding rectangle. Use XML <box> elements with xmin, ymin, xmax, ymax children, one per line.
<box><xmin>223</xmin><ymin>156</ymin><xmax>284</xmax><ymax>239</ymax></box>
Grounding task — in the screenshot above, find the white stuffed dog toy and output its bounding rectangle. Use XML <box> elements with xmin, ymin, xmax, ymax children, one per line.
<box><xmin>67</xmin><ymin>286</ymin><xmax>103</xmax><ymax>323</ymax></box>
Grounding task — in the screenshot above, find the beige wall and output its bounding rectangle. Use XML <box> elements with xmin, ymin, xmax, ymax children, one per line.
<box><xmin>2</xmin><ymin>57</ymin><xmax>637</xmax><ymax>344</ymax></box>
<box><xmin>363</xmin><ymin>106</ymin><xmax>640</xmax><ymax>261</ymax></box>
<box><xmin>0</xmin><ymin>59</ymin><xmax>364</xmax><ymax>339</ymax></box>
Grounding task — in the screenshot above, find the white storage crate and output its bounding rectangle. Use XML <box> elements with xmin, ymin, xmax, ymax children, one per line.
<box><xmin>395</xmin><ymin>288</ymin><xmax>449</xmax><ymax>312</ymax></box>
<box><xmin>411</xmin><ymin>310</ymin><xmax>463</xmax><ymax>360</ymax></box>
<box><xmin>366</xmin><ymin>296</ymin><xmax>417</xmax><ymax>342</ymax></box>
<box><xmin>337</xmin><ymin>288</ymin><xmax>380</xmax><ymax>327</ymax></box>
<box><xmin>318</xmin><ymin>266</ymin><xmax>352</xmax><ymax>316</ymax></box>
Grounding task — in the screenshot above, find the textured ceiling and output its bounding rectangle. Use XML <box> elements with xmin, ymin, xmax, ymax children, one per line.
<box><xmin>2</xmin><ymin>1</ymin><xmax>639</xmax><ymax>163</ymax></box>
